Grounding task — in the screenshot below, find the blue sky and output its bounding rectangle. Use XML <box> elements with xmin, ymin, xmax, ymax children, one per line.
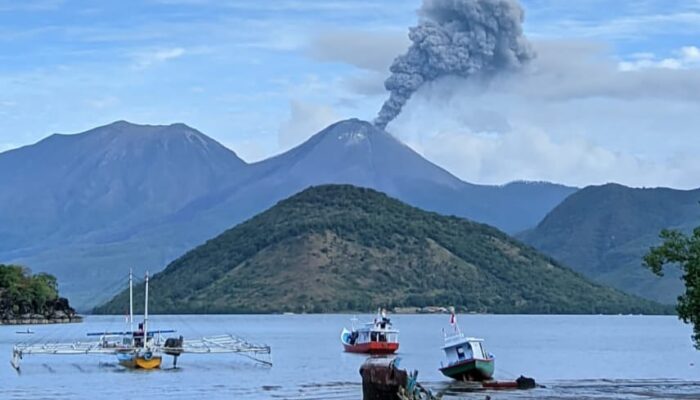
<box><xmin>2</xmin><ymin>0</ymin><xmax>700</xmax><ymax>188</ymax></box>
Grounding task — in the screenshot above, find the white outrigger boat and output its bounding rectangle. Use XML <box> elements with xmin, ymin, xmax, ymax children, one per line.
<box><xmin>10</xmin><ymin>270</ymin><xmax>271</xmax><ymax>371</ymax></box>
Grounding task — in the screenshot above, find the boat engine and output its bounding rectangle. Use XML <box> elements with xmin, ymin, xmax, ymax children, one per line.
<box><xmin>163</xmin><ymin>336</ymin><xmax>184</xmax><ymax>367</ymax></box>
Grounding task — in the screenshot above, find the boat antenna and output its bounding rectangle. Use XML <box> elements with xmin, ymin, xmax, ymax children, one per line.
<box><xmin>129</xmin><ymin>268</ymin><xmax>134</xmax><ymax>334</ymax></box>
<box><xmin>144</xmin><ymin>271</ymin><xmax>149</xmax><ymax>348</ymax></box>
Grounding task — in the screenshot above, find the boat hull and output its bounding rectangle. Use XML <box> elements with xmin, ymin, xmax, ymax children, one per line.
<box><xmin>117</xmin><ymin>351</ymin><xmax>162</xmax><ymax>370</ymax></box>
<box><xmin>135</xmin><ymin>355</ymin><xmax>162</xmax><ymax>369</ymax></box>
<box><xmin>440</xmin><ymin>358</ymin><xmax>495</xmax><ymax>381</ymax></box>
<box><xmin>343</xmin><ymin>341</ymin><xmax>399</xmax><ymax>354</ymax></box>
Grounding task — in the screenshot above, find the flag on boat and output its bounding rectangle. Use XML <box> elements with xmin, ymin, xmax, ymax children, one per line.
<box><xmin>450</xmin><ymin>311</ymin><xmax>456</xmax><ymax>326</ymax></box>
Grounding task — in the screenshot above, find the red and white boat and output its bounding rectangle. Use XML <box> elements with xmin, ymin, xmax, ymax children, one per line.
<box><xmin>340</xmin><ymin>309</ymin><xmax>399</xmax><ymax>354</ymax></box>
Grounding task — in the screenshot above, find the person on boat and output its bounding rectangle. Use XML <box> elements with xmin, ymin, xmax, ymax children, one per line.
<box><xmin>134</xmin><ymin>322</ymin><xmax>145</xmax><ymax>347</ymax></box>
<box><xmin>378</xmin><ymin>309</ymin><xmax>390</xmax><ymax>328</ymax></box>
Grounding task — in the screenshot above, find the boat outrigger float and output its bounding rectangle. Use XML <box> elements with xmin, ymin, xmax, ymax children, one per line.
<box><xmin>10</xmin><ymin>270</ymin><xmax>271</xmax><ymax>371</ymax></box>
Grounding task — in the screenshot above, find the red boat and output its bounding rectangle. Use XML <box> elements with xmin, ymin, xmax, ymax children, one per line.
<box><xmin>341</xmin><ymin>310</ymin><xmax>399</xmax><ymax>354</ymax></box>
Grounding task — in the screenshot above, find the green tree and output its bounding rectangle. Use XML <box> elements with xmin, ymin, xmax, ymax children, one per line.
<box><xmin>0</xmin><ymin>265</ymin><xmax>62</xmax><ymax>315</ymax></box>
<box><xmin>644</xmin><ymin>228</ymin><xmax>700</xmax><ymax>348</ymax></box>
<box><xmin>29</xmin><ymin>273</ymin><xmax>58</xmax><ymax>311</ymax></box>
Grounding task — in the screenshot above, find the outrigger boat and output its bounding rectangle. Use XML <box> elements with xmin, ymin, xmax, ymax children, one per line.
<box><xmin>11</xmin><ymin>270</ymin><xmax>271</xmax><ymax>371</ymax></box>
<box><xmin>439</xmin><ymin>310</ymin><xmax>494</xmax><ymax>381</ymax></box>
<box><xmin>341</xmin><ymin>309</ymin><xmax>399</xmax><ymax>354</ymax></box>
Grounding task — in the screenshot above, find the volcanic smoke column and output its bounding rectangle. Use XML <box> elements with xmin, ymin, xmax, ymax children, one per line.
<box><xmin>374</xmin><ymin>0</ymin><xmax>535</xmax><ymax>130</ymax></box>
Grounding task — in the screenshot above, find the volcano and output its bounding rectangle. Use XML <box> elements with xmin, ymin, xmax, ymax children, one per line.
<box><xmin>168</xmin><ymin>118</ymin><xmax>575</xmax><ymax>234</ymax></box>
<box><xmin>1</xmin><ymin>118</ymin><xmax>575</xmax><ymax>308</ymax></box>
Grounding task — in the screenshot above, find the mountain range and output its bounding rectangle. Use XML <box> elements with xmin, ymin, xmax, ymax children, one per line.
<box><xmin>0</xmin><ymin>119</ymin><xmax>575</xmax><ymax>308</ymax></box>
<box><xmin>519</xmin><ymin>183</ymin><xmax>700</xmax><ymax>304</ymax></box>
<box><xmin>95</xmin><ymin>185</ymin><xmax>668</xmax><ymax>315</ymax></box>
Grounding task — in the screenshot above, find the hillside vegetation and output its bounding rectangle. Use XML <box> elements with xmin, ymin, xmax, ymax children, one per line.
<box><xmin>519</xmin><ymin>183</ymin><xmax>700</xmax><ymax>304</ymax></box>
<box><xmin>96</xmin><ymin>185</ymin><xmax>668</xmax><ymax>315</ymax></box>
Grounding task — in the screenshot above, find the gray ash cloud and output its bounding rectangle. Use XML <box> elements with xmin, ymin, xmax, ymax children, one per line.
<box><xmin>374</xmin><ymin>0</ymin><xmax>535</xmax><ymax>129</ymax></box>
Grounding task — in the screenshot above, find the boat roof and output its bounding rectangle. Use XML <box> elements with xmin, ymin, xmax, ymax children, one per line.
<box><xmin>356</xmin><ymin>324</ymin><xmax>399</xmax><ymax>333</ymax></box>
<box><xmin>442</xmin><ymin>335</ymin><xmax>484</xmax><ymax>349</ymax></box>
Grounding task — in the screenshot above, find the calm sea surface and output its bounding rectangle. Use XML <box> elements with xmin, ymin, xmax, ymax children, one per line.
<box><xmin>2</xmin><ymin>314</ymin><xmax>700</xmax><ymax>399</ymax></box>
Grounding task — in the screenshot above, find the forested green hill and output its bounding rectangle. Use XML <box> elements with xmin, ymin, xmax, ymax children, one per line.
<box><xmin>96</xmin><ymin>185</ymin><xmax>668</xmax><ymax>315</ymax></box>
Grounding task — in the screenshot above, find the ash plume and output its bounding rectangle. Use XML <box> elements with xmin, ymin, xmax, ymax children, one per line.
<box><xmin>374</xmin><ymin>0</ymin><xmax>535</xmax><ymax>130</ymax></box>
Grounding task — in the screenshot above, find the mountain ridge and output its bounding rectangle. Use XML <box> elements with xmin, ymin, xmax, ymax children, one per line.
<box><xmin>1</xmin><ymin>118</ymin><xmax>576</xmax><ymax>308</ymax></box>
<box><xmin>519</xmin><ymin>183</ymin><xmax>700</xmax><ymax>303</ymax></box>
<box><xmin>95</xmin><ymin>185</ymin><xmax>668</xmax><ymax>315</ymax></box>
<box><xmin>0</xmin><ymin>121</ymin><xmax>246</xmax><ymax>251</ymax></box>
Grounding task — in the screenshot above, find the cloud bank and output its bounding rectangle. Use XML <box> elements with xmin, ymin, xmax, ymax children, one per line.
<box><xmin>308</xmin><ymin>30</ymin><xmax>700</xmax><ymax>188</ymax></box>
<box><xmin>388</xmin><ymin>40</ymin><xmax>700</xmax><ymax>188</ymax></box>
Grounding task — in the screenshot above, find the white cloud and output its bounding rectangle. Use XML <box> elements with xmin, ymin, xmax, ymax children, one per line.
<box><xmin>304</xmin><ymin>29</ymin><xmax>409</xmax><ymax>97</ymax></box>
<box><xmin>307</xmin><ymin>29</ymin><xmax>408</xmax><ymax>72</ymax></box>
<box><xmin>619</xmin><ymin>46</ymin><xmax>700</xmax><ymax>71</ymax></box>
<box><xmin>132</xmin><ymin>47</ymin><xmax>186</xmax><ymax>69</ymax></box>
<box><xmin>402</xmin><ymin>125</ymin><xmax>694</xmax><ymax>188</ymax></box>
<box><xmin>529</xmin><ymin>11</ymin><xmax>700</xmax><ymax>40</ymax></box>
<box><xmin>278</xmin><ymin>100</ymin><xmax>339</xmax><ymax>150</ymax></box>
<box><xmin>86</xmin><ymin>96</ymin><xmax>119</xmax><ymax>109</ymax></box>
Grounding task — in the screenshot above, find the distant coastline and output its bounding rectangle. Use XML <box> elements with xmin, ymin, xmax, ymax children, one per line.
<box><xmin>1</xmin><ymin>314</ymin><xmax>83</xmax><ymax>325</ymax></box>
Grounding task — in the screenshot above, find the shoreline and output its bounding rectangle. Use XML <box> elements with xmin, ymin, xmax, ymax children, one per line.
<box><xmin>85</xmin><ymin>312</ymin><xmax>676</xmax><ymax>317</ymax></box>
<box><xmin>1</xmin><ymin>315</ymin><xmax>84</xmax><ymax>325</ymax></box>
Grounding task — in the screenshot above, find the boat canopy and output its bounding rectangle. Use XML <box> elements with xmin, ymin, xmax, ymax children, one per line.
<box><xmin>442</xmin><ymin>335</ymin><xmax>489</xmax><ymax>364</ymax></box>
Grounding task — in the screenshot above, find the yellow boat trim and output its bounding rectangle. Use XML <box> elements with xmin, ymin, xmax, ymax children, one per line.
<box><xmin>134</xmin><ymin>355</ymin><xmax>162</xmax><ymax>369</ymax></box>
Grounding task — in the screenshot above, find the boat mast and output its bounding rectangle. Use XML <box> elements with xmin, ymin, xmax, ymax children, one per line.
<box><xmin>129</xmin><ymin>269</ymin><xmax>134</xmax><ymax>334</ymax></box>
<box><xmin>144</xmin><ymin>271</ymin><xmax>149</xmax><ymax>348</ymax></box>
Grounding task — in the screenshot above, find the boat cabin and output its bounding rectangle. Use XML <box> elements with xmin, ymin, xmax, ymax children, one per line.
<box><xmin>347</xmin><ymin>317</ymin><xmax>399</xmax><ymax>345</ymax></box>
<box><xmin>442</xmin><ymin>335</ymin><xmax>488</xmax><ymax>365</ymax></box>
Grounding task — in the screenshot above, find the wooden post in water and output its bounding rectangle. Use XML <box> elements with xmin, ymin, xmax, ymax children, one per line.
<box><xmin>359</xmin><ymin>357</ymin><xmax>408</xmax><ymax>400</ymax></box>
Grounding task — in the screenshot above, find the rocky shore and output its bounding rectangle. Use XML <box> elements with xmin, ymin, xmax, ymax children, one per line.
<box><xmin>1</xmin><ymin>297</ymin><xmax>82</xmax><ymax>325</ymax></box>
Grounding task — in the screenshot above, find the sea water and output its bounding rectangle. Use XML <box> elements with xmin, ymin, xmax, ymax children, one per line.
<box><xmin>2</xmin><ymin>314</ymin><xmax>699</xmax><ymax>399</ymax></box>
